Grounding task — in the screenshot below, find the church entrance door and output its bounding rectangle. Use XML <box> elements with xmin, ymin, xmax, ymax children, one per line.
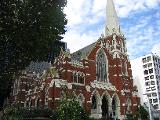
<box><xmin>101</xmin><ymin>96</ymin><xmax>109</xmax><ymax>120</ymax></box>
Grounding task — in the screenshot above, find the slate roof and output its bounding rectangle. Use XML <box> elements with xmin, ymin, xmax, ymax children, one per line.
<box><xmin>71</xmin><ymin>42</ymin><xmax>96</xmax><ymax>61</ymax></box>
<box><xmin>26</xmin><ymin>61</ymin><xmax>50</xmax><ymax>74</ymax></box>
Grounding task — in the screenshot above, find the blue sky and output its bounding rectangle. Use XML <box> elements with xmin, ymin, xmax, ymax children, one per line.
<box><xmin>62</xmin><ymin>0</ymin><xmax>160</xmax><ymax>60</ymax></box>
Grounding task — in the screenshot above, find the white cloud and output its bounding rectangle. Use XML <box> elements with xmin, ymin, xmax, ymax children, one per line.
<box><xmin>145</xmin><ymin>0</ymin><xmax>160</xmax><ymax>8</ymax></box>
<box><xmin>63</xmin><ymin>0</ymin><xmax>160</xmax><ymax>58</ymax></box>
<box><xmin>62</xmin><ymin>29</ymin><xmax>102</xmax><ymax>53</ymax></box>
<box><xmin>64</xmin><ymin>0</ymin><xmax>91</xmax><ymax>27</ymax></box>
<box><xmin>115</xmin><ymin>0</ymin><xmax>160</xmax><ymax>17</ymax></box>
<box><xmin>92</xmin><ymin>0</ymin><xmax>106</xmax><ymax>14</ymax></box>
<box><xmin>124</xmin><ymin>14</ymin><xmax>159</xmax><ymax>59</ymax></box>
<box><xmin>151</xmin><ymin>43</ymin><xmax>160</xmax><ymax>56</ymax></box>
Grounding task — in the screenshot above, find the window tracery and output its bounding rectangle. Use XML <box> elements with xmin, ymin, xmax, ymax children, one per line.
<box><xmin>96</xmin><ymin>49</ymin><xmax>108</xmax><ymax>82</ymax></box>
<box><xmin>72</xmin><ymin>72</ymin><xmax>85</xmax><ymax>84</ymax></box>
<box><xmin>126</xmin><ymin>98</ymin><xmax>131</xmax><ymax>112</ymax></box>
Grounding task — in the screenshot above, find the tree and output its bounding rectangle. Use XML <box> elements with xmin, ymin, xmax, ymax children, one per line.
<box><xmin>57</xmin><ymin>100</ymin><xmax>87</xmax><ymax>120</ymax></box>
<box><xmin>2</xmin><ymin>106</ymin><xmax>54</xmax><ymax>120</ymax></box>
<box><xmin>0</xmin><ymin>0</ymin><xmax>67</xmax><ymax>106</ymax></box>
<box><xmin>138</xmin><ymin>105</ymin><xmax>149</xmax><ymax>120</ymax></box>
<box><xmin>127</xmin><ymin>105</ymin><xmax>149</xmax><ymax>120</ymax></box>
<box><xmin>56</xmin><ymin>91</ymin><xmax>95</xmax><ymax>120</ymax></box>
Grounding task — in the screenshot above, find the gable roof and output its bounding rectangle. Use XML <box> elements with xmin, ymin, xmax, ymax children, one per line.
<box><xmin>26</xmin><ymin>61</ymin><xmax>50</xmax><ymax>74</ymax></box>
<box><xmin>71</xmin><ymin>42</ymin><xmax>96</xmax><ymax>61</ymax></box>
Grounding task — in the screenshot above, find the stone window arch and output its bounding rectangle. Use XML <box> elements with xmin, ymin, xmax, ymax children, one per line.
<box><xmin>126</xmin><ymin>98</ymin><xmax>132</xmax><ymax>113</ymax></box>
<box><xmin>73</xmin><ymin>72</ymin><xmax>77</xmax><ymax>83</ymax></box>
<box><xmin>111</xmin><ymin>93</ymin><xmax>120</xmax><ymax>119</ymax></box>
<box><xmin>91</xmin><ymin>90</ymin><xmax>101</xmax><ymax>110</ymax></box>
<box><xmin>78</xmin><ymin>72</ymin><xmax>81</xmax><ymax>83</ymax></box>
<box><xmin>90</xmin><ymin>91</ymin><xmax>101</xmax><ymax>118</ymax></box>
<box><xmin>122</xmin><ymin>61</ymin><xmax>128</xmax><ymax>76</ymax></box>
<box><xmin>101</xmin><ymin>91</ymin><xmax>112</xmax><ymax>118</ymax></box>
<box><xmin>96</xmin><ymin>49</ymin><xmax>108</xmax><ymax>82</ymax></box>
<box><xmin>78</xmin><ymin>72</ymin><xmax>85</xmax><ymax>84</ymax></box>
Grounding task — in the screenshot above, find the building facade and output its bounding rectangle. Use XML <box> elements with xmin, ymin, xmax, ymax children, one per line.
<box><xmin>131</xmin><ymin>53</ymin><xmax>160</xmax><ymax>110</ymax></box>
<box><xmin>131</xmin><ymin>53</ymin><xmax>160</xmax><ymax>120</ymax></box>
<box><xmin>11</xmin><ymin>0</ymin><xmax>139</xmax><ymax>119</ymax></box>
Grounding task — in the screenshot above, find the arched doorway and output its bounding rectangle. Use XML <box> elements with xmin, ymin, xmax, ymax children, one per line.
<box><xmin>101</xmin><ymin>96</ymin><xmax>109</xmax><ymax>119</ymax></box>
<box><xmin>90</xmin><ymin>90</ymin><xmax>101</xmax><ymax>119</ymax></box>
<box><xmin>112</xmin><ymin>97</ymin><xmax>116</xmax><ymax>117</ymax></box>
<box><xmin>91</xmin><ymin>95</ymin><xmax>97</xmax><ymax>109</ymax></box>
<box><xmin>111</xmin><ymin>94</ymin><xmax>120</xmax><ymax>119</ymax></box>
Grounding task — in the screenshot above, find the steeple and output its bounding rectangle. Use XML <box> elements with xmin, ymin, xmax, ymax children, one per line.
<box><xmin>105</xmin><ymin>0</ymin><xmax>121</xmax><ymax>36</ymax></box>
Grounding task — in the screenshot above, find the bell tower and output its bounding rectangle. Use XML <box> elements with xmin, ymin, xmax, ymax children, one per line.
<box><xmin>105</xmin><ymin>0</ymin><xmax>128</xmax><ymax>59</ymax></box>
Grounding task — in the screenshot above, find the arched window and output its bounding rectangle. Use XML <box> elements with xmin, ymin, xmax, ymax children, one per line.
<box><xmin>126</xmin><ymin>98</ymin><xmax>131</xmax><ymax>112</ymax></box>
<box><xmin>78</xmin><ymin>73</ymin><xmax>84</xmax><ymax>84</ymax></box>
<box><xmin>96</xmin><ymin>49</ymin><xmax>107</xmax><ymax>82</ymax></box>
<box><xmin>92</xmin><ymin>95</ymin><xmax>97</xmax><ymax>109</ymax></box>
<box><xmin>112</xmin><ymin>98</ymin><xmax>116</xmax><ymax>116</ymax></box>
<box><xmin>78</xmin><ymin>73</ymin><xmax>81</xmax><ymax>83</ymax></box>
<box><xmin>111</xmin><ymin>94</ymin><xmax>121</xmax><ymax>119</ymax></box>
<box><xmin>73</xmin><ymin>72</ymin><xmax>77</xmax><ymax>83</ymax></box>
<box><xmin>122</xmin><ymin>61</ymin><xmax>128</xmax><ymax>76</ymax></box>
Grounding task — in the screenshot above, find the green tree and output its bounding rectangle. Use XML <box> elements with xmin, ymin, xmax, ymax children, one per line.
<box><xmin>126</xmin><ymin>114</ymin><xmax>135</xmax><ymax>120</ymax></box>
<box><xmin>56</xmin><ymin>91</ymin><xmax>95</xmax><ymax>120</ymax></box>
<box><xmin>2</xmin><ymin>106</ymin><xmax>54</xmax><ymax>120</ymax></box>
<box><xmin>126</xmin><ymin>106</ymin><xmax>149</xmax><ymax>120</ymax></box>
<box><xmin>57</xmin><ymin>100</ymin><xmax>88</xmax><ymax>120</ymax></box>
<box><xmin>0</xmin><ymin>0</ymin><xmax>67</xmax><ymax>105</ymax></box>
<box><xmin>138</xmin><ymin>105</ymin><xmax>149</xmax><ymax>120</ymax></box>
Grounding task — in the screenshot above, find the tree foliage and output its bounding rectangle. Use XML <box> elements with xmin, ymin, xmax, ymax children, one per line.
<box><xmin>0</xmin><ymin>0</ymin><xmax>67</xmax><ymax>100</ymax></box>
<box><xmin>2</xmin><ymin>106</ymin><xmax>54</xmax><ymax>120</ymax></box>
<box><xmin>138</xmin><ymin>105</ymin><xmax>149</xmax><ymax>120</ymax></box>
<box><xmin>2</xmin><ymin>104</ymin><xmax>96</xmax><ymax>120</ymax></box>
<box><xmin>126</xmin><ymin>105</ymin><xmax>149</xmax><ymax>120</ymax></box>
<box><xmin>56</xmin><ymin>99</ymin><xmax>94</xmax><ymax>120</ymax></box>
<box><xmin>56</xmin><ymin>91</ymin><xmax>95</xmax><ymax>120</ymax></box>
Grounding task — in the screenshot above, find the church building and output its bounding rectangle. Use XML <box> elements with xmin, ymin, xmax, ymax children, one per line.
<box><xmin>11</xmin><ymin>0</ymin><xmax>140</xmax><ymax>119</ymax></box>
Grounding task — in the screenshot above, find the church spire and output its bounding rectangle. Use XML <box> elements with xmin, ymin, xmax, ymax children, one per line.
<box><xmin>105</xmin><ymin>0</ymin><xmax>121</xmax><ymax>36</ymax></box>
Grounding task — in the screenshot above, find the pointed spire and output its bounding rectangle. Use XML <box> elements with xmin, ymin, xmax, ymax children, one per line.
<box><xmin>105</xmin><ymin>0</ymin><xmax>121</xmax><ymax>36</ymax></box>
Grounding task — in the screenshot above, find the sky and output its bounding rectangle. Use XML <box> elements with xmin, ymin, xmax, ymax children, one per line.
<box><xmin>62</xmin><ymin>0</ymin><xmax>160</xmax><ymax>60</ymax></box>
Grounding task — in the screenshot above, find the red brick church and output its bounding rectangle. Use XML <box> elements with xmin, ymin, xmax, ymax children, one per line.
<box><xmin>11</xmin><ymin>0</ymin><xmax>140</xmax><ymax>119</ymax></box>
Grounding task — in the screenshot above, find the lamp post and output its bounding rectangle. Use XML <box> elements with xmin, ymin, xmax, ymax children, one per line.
<box><xmin>143</xmin><ymin>94</ymin><xmax>152</xmax><ymax>120</ymax></box>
